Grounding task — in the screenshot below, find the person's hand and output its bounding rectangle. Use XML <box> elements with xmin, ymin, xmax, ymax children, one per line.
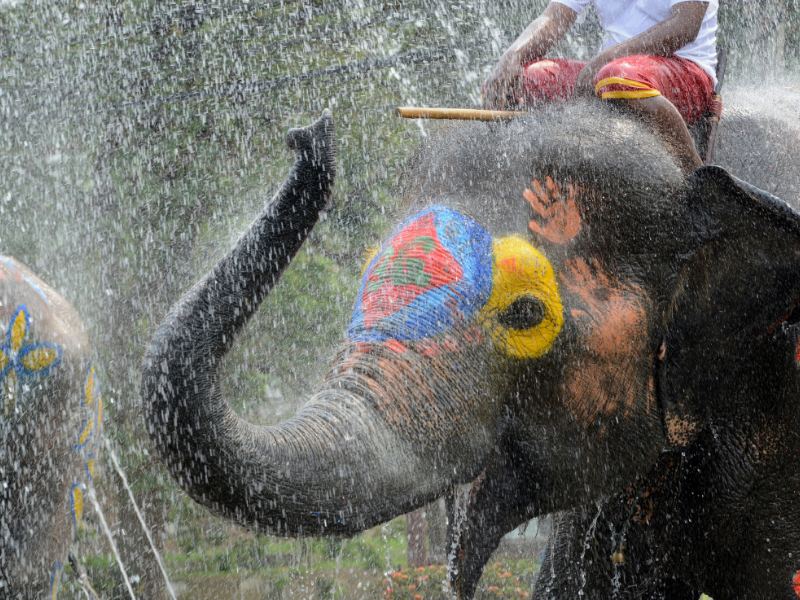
<box><xmin>574</xmin><ymin>58</ymin><xmax>605</xmax><ymax>98</ymax></box>
<box><xmin>482</xmin><ymin>50</ymin><xmax>524</xmax><ymax>109</ymax></box>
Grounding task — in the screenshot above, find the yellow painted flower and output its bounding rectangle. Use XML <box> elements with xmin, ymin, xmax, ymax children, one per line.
<box><xmin>0</xmin><ymin>305</ymin><xmax>62</xmax><ymax>385</ymax></box>
<box><xmin>75</xmin><ymin>367</ymin><xmax>98</xmax><ymax>450</ymax></box>
<box><xmin>71</xmin><ymin>483</ymin><xmax>84</xmax><ymax>527</ymax></box>
<box><xmin>70</xmin><ymin>367</ymin><xmax>104</xmax><ymax>535</ymax></box>
<box><xmin>75</xmin><ymin>366</ymin><xmax>103</xmax><ymax>481</ymax></box>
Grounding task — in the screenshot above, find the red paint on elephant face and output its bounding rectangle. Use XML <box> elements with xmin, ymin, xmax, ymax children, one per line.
<box><xmin>385</xmin><ymin>339</ymin><xmax>408</xmax><ymax>354</ymax></box>
<box><xmin>560</xmin><ymin>258</ymin><xmax>653</xmax><ymax>425</ymax></box>
<box><xmin>416</xmin><ymin>325</ymin><xmax>485</xmax><ymax>357</ymax></box>
<box><xmin>361</xmin><ymin>213</ymin><xmax>463</xmax><ymax>329</ymax></box>
<box><xmin>792</xmin><ymin>570</ymin><xmax>800</xmax><ymax>598</ymax></box>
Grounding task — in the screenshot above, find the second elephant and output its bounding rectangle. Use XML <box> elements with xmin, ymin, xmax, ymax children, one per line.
<box><xmin>0</xmin><ymin>256</ymin><xmax>101</xmax><ymax>597</ymax></box>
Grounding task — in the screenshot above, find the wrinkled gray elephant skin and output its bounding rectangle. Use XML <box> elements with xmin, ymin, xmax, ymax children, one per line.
<box><xmin>142</xmin><ymin>102</ymin><xmax>800</xmax><ymax>600</ymax></box>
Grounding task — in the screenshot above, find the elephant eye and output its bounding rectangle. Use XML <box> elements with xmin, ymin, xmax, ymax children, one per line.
<box><xmin>497</xmin><ymin>295</ymin><xmax>546</xmax><ymax>330</ymax></box>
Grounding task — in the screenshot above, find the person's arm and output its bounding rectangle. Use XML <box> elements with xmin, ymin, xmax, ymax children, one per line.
<box><xmin>509</xmin><ymin>2</ymin><xmax>578</xmax><ymax>64</ymax></box>
<box><xmin>574</xmin><ymin>1</ymin><xmax>709</xmax><ymax>95</ymax></box>
<box><xmin>483</xmin><ymin>2</ymin><xmax>577</xmax><ymax>108</ymax></box>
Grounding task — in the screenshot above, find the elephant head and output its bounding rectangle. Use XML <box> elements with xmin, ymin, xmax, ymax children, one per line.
<box><xmin>447</xmin><ymin>102</ymin><xmax>800</xmax><ymax>599</ymax></box>
<box><xmin>0</xmin><ymin>256</ymin><xmax>100</xmax><ymax>596</ymax></box>
<box><xmin>143</xmin><ymin>104</ymin><xmax>800</xmax><ymax>596</ymax></box>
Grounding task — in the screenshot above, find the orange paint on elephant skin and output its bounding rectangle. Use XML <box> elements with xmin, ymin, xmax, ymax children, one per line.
<box><xmin>361</xmin><ymin>352</ymin><xmax>453</xmax><ymax>442</ymax></box>
<box><xmin>793</xmin><ymin>569</ymin><xmax>800</xmax><ymax>598</ymax></box>
<box><xmin>560</xmin><ymin>258</ymin><xmax>652</xmax><ymax>425</ymax></box>
<box><xmin>498</xmin><ymin>256</ymin><xmax>522</xmax><ymax>275</ymax></box>
<box><xmin>328</xmin><ymin>340</ymin><xmax>485</xmax><ymax>445</ymax></box>
<box><xmin>385</xmin><ymin>339</ymin><xmax>408</xmax><ymax>354</ymax></box>
<box><xmin>385</xmin><ymin>336</ymin><xmax>466</xmax><ymax>356</ymax></box>
<box><xmin>353</xmin><ymin>342</ymin><xmax>371</xmax><ymax>355</ymax></box>
<box><xmin>524</xmin><ymin>176</ymin><xmax>582</xmax><ymax>245</ymax></box>
<box><xmin>645</xmin><ymin>373</ymin><xmax>656</xmax><ymax>419</ymax></box>
<box><xmin>419</xmin><ymin>336</ymin><xmax>462</xmax><ymax>358</ymax></box>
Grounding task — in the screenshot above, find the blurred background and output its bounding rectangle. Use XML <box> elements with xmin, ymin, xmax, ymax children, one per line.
<box><xmin>1</xmin><ymin>1</ymin><xmax>798</xmax><ymax>597</ymax></box>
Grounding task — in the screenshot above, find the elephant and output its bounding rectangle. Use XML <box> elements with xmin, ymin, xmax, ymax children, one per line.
<box><xmin>142</xmin><ymin>101</ymin><xmax>800</xmax><ymax>599</ymax></box>
<box><xmin>0</xmin><ymin>256</ymin><xmax>101</xmax><ymax>597</ymax></box>
<box><xmin>448</xmin><ymin>88</ymin><xmax>800</xmax><ymax>600</ymax></box>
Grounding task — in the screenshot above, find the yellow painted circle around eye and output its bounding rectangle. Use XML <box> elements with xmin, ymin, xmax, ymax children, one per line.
<box><xmin>480</xmin><ymin>236</ymin><xmax>564</xmax><ymax>359</ymax></box>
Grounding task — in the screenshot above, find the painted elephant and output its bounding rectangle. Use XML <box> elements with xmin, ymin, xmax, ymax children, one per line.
<box><xmin>0</xmin><ymin>256</ymin><xmax>101</xmax><ymax>597</ymax></box>
<box><xmin>142</xmin><ymin>102</ymin><xmax>800</xmax><ymax>599</ymax></box>
<box><xmin>449</xmin><ymin>90</ymin><xmax>800</xmax><ymax>600</ymax></box>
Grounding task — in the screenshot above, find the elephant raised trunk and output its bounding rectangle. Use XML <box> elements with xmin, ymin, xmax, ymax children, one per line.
<box><xmin>142</xmin><ymin>112</ymin><xmax>497</xmax><ymax>536</ymax></box>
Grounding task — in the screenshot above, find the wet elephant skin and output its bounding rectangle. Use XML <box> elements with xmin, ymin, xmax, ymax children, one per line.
<box><xmin>142</xmin><ymin>102</ymin><xmax>800</xmax><ymax>600</ymax></box>
<box><xmin>0</xmin><ymin>257</ymin><xmax>97</xmax><ymax>597</ymax></box>
<box><xmin>449</xmin><ymin>105</ymin><xmax>800</xmax><ymax>600</ymax></box>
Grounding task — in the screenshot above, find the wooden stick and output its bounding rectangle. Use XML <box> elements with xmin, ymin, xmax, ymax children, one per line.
<box><xmin>396</xmin><ymin>106</ymin><xmax>526</xmax><ymax>121</ymax></box>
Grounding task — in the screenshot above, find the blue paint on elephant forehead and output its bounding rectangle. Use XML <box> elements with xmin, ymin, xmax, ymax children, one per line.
<box><xmin>348</xmin><ymin>206</ymin><xmax>492</xmax><ymax>342</ymax></box>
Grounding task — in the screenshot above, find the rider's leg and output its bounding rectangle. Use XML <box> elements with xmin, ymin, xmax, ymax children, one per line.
<box><xmin>519</xmin><ymin>58</ymin><xmax>586</xmax><ymax>106</ymax></box>
<box><xmin>593</xmin><ymin>55</ymin><xmax>715</xmax><ymax>173</ymax></box>
<box><xmin>622</xmin><ymin>95</ymin><xmax>703</xmax><ymax>173</ymax></box>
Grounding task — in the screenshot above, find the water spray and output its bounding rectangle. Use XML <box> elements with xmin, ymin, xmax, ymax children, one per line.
<box><xmin>105</xmin><ymin>438</ymin><xmax>178</xmax><ymax>600</ymax></box>
<box><xmin>85</xmin><ymin>483</ymin><xmax>137</xmax><ymax>600</ymax></box>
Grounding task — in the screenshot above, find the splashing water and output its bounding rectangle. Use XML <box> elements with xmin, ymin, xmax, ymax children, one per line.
<box><xmin>86</xmin><ymin>482</ymin><xmax>137</xmax><ymax>599</ymax></box>
<box><xmin>576</xmin><ymin>502</ymin><xmax>604</xmax><ymax>598</ymax></box>
<box><xmin>1</xmin><ymin>1</ymin><xmax>799</xmax><ymax>597</ymax></box>
<box><xmin>105</xmin><ymin>438</ymin><xmax>177</xmax><ymax>600</ymax></box>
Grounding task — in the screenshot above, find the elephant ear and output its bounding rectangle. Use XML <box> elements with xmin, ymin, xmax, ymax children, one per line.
<box><xmin>659</xmin><ymin>165</ymin><xmax>800</xmax><ymax>446</ymax></box>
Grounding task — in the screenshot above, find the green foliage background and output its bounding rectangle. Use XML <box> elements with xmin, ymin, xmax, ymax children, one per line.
<box><xmin>1</xmin><ymin>0</ymin><xmax>798</xmax><ymax>597</ymax></box>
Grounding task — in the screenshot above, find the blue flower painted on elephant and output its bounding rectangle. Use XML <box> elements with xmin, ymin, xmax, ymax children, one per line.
<box><xmin>349</xmin><ymin>206</ymin><xmax>492</xmax><ymax>342</ymax></box>
<box><xmin>0</xmin><ymin>305</ymin><xmax>62</xmax><ymax>386</ymax></box>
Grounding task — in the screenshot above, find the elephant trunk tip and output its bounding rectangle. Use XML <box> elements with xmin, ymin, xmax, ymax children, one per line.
<box><xmin>285</xmin><ymin>109</ymin><xmax>336</xmax><ymax>179</ymax></box>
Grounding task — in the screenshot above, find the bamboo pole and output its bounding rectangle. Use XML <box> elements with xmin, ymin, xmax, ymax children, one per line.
<box><xmin>396</xmin><ymin>106</ymin><xmax>526</xmax><ymax>121</ymax></box>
